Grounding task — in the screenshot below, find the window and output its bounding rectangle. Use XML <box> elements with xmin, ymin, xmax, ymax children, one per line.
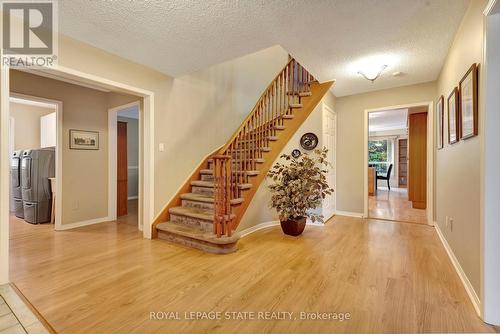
<box><xmin>368</xmin><ymin>139</ymin><xmax>393</xmax><ymax>174</ymax></box>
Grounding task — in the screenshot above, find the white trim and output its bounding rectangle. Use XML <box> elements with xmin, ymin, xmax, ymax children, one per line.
<box><xmin>109</xmin><ymin>101</ymin><xmax>142</xmax><ymax>231</ymax></box>
<box><xmin>363</xmin><ymin>101</ymin><xmax>434</xmax><ymax>225</ymax></box>
<box><xmin>9</xmin><ymin>96</ymin><xmax>55</xmax><ymax>109</ymax></box>
<box><xmin>484</xmin><ymin>0</ymin><xmax>499</xmax><ymax>15</ymax></box>
<box><xmin>239</xmin><ymin>221</ymin><xmax>280</xmax><ymax>238</ymax></box>
<box><xmin>435</xmin><ymin>222</ymin><xmax>481</xmax><ymax>316</ymax></box>
<box><xmin>0</xmin><ymin>68</ymin><xmax>10</xmax><ymax>284</ymax></box>
<box><xmin>9</xmin><ymin>93</ymin><xmax>63</xmax><ymax>232</ymax></box>
<box><xmin>481</xmin><ymin>9</ymin><xmax>500</xmax><ymax>325</ymax></box>
<box><xmin>128</xmin><ymin>196</ymin><xmax>138</xmax><ymax>200</ymax></box>
<box><xmin>56</xmin><ymin>216</ymin><xmax>111</xmax><ymax>231</ymax></box>
<box><xmin>239</xmin><ymin>220</ymin><xmax>325</xmax><ymax>238</ymax></box>
<box><xmin>335</xmin><ymin>211</ymin><xmax>364</xmax><ymax>218</ymax></box>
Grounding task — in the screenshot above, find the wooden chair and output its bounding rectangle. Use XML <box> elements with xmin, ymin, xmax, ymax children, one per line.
<box><xmin>376</xmin><ymin>164</ymin><xmax>393</xmax><ymax>190</ymax></box>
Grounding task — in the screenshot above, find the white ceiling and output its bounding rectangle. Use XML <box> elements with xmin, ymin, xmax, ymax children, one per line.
<box><xmin>369</xmin><ymin>109</ymin><xmax>408</xmax><ymax>132</ymax></box>
<box><xmin>59</xmin><ymin>0</ymin><xmax>469</xmax><ymax>97</ymax></box>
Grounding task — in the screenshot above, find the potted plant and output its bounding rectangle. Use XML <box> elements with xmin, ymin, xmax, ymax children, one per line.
<box><xmin>267</xmin><ymin>147</ymin><xmax>334</xmax><ymax>236</ymax></box>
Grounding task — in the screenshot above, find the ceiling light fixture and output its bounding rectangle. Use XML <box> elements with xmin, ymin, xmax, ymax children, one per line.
<box><xmin>358</xmin><ymin>64</ymin><xmax>387</xmax><ymax>83</ymax></box>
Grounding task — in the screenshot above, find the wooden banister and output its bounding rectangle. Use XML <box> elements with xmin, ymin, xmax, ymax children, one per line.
<box><xmin>212</xmin><ymin>58</ymin><xmax>318</xmax><ymax>237</ymax></box>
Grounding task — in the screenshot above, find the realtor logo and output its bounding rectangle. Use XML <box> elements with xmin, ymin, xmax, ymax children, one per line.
<box><xmin>1</xmin><ymin>0</ymin><xmax>58</xmax><ymax>67</ymax></box>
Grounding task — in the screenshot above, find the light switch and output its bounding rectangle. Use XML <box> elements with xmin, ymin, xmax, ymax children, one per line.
<box><xmin>159</xmin><ymin>143</ymin><xmax>165</xmax><ymax>152</ymax></box>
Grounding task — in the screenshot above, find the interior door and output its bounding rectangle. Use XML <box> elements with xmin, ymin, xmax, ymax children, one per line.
<box><xmin>408</xmin><ymin>112</ymin><xmax>427</xmax><ymax>209</ymax></box>
<box><xmin>323</xmin><ymin>105</ymin><xmax>336</xmax><ymax>220</ymax></box>
<box><xmin>117</xmin><ymin>121</ymin><xmax>128</xmax><ymax>217</ymax></box>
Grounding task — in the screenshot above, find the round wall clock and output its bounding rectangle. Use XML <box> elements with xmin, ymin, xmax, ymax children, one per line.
<box><xmin>291</xmin><ymin>149</ymin><xmax>301</xmax><ymax>158</ymax></box>
<box><xmin>300</xmin><ymin>133</ymin><xmax>318</xmax><ymax>150</ymax></box>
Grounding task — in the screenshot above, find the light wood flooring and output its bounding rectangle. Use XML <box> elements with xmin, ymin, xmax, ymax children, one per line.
<box><xmin>369</xmin><ymin>187</ymin><xmax>428</xmax><ymax>224</ymax></box>
<box><xmin>9</xmin><ymin>209</ymin><xmax>495</xmax><ymax>333</ymax></box>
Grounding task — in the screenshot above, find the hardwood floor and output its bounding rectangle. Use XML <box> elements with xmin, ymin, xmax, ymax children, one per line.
<box><xmin>369</xmin><ymin>187</ymin><xmax>428</xmax><ymax>224</ymax></box>
<box><xmin>9</xmin><ymin>212</ymin><xmax>494</xmax><ymax>333</ymax></box>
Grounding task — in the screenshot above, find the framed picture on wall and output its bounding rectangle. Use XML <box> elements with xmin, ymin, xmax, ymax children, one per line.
<box><xmin>436</xmin><ymin>95</ymin><xmax>444</xmax><ymax>149</ymax></box>
<box><xmin>69</xmin><ymin>130</ymin><xmax>99</xmax><ymax>150</ymax></box>
<box><xmin>448</xmin><ymin>88</ymin><xmax>459</xmax><ymax>145</ymax></box>
<box><xmin>459</xmin><ymin>63</ymin><xmax>478</xmax><ymax>139</ymax></box>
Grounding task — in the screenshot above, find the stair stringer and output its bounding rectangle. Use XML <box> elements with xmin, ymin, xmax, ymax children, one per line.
<box><xmin>229</xmin><ymin>80</ymin><xmax>334</xmax><ymax>231</ymax></box>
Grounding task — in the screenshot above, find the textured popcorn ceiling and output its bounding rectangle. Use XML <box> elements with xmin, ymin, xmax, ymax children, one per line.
<box><xmin>59</xmin><ymin>0</ymin><xmax>469</xmax><ymax>97</ymax></box>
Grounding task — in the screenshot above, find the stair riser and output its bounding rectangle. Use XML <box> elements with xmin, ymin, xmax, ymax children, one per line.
<box><xmin>192</xmin><ymin>186</ymin><xmax>214</xmax><ymax>196</ymax></box>
<box><xmin>182</xmin><ymin>199</ymin><xmax>214</xmax><ymax>210</ymax></box>
<box><xmin>170</xmin><ymin>213</ymin><xmax>213</xmax><ymax>232</ymax></box>
<box><xmin>157</xmin><ymin>230</ymin><xmax>237</xmax><ymax>254</ymax></box>
<box><xmin>201</xmin><ymin>174</ymin><xmax>214</xmax><ymax>182</ymax></box>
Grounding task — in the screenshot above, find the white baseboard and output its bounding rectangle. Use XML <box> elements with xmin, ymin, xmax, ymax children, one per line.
<box><xmin>239</xmin><ymin>220</ymin><xmax>325</xmax><ymax>238</ymax></box>
<box><xmin>335</xmin><ymin>210</ymin><xmax>364</xmax><ymax>218</ymax></box>
<box><xmin>128</xmin><ymin>196</ymin><xmax>138</xmax><ymax>200</ymax></box>
<box><xmin>239</xmin><ymin>221</ymin><xmax>280</xmax><ymax>238</ymax></box>
<box><xmin>434</xmin><ymin>222</ymin><xmax>481</xmax><ymax>316</ymax></box>
<box><xmin>55</xmin><ymin>216</ymin><xmax>111</xmax><ymax>231</ymax></box>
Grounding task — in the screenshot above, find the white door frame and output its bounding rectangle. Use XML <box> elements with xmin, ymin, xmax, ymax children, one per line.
<box><xmin>363</xmin><ymin>101</ymin><xmax>434</xmax><ymax>225</ymax></box>
<box><xmin>0</xmin><ymin>65</ymin><xmax>155</xmax><ymax>283</ymax></box>
<box><xmin>108</xmin><ymin>101</ymin><xmax>142</xmax><ymax>231</ymax></box>
<box><xmin>481</xmin><ymin>1</ymin><xmax>500</xmax><ymax>325</ymax></box>
<box><xmin>322</xmin><ymin>103</ymin><xmax>337</xmax><ymax>220</ymax></box>
<box><xmin>9</xmin><ymin>93</ymin><xmax>63</xmax><ymax>231</ymax></box>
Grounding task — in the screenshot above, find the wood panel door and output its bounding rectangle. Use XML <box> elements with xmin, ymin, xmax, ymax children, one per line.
<box><xmin>117</xmin><ymin>121</ymin><xmax>128</xmax><ymax>217</ymax></box>
<box><xmin>408</xmin><ymin>113</ymin><xmax>427</xmax><ymax>209</ymax></box>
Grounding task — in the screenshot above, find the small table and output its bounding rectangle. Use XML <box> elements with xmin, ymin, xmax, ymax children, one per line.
<box><xmin>49</xmin><ymin>178</ymin><xmax>56</xmax><ymax>224</ymax></box>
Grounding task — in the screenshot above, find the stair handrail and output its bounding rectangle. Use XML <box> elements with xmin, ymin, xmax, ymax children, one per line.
<box><xmin>213</xmin><ymin>58</ymin><xmax>315</xmax><ymax>237</ymax></box>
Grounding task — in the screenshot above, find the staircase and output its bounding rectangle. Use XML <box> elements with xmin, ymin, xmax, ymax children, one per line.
<box><xmin>153</xmin><ymin>58</ymin><xmax>334</xmax><ymax>253</ymax></box>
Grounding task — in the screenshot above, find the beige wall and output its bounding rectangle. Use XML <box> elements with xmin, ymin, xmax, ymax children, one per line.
<box><xmin>238</xmin><ymin>91</ymin><xmax>336</xmax><ymax>231</ymax></box>
<box><xmin>10</xmin><ymin>70</ymin><xmax>125</xmax><ymax>225</ymax></box>
<box><xmin>55</xmin><ymin>36</ymin><xmax>289</xmax><ymax>218</ymax></box>
<box><xmin>9</xmin><ymin>102</ymin><xmax>54</xmax><ymax>151</ymax></box>
<box><xmin>435</xmin><ymin>0</ymin><xmax>487</xmax><ymax>295</ymax></box>
<box><xmin>335</xmin><ymin>82</ymin><xmax>436</xmax><ymax>213</ymax></box>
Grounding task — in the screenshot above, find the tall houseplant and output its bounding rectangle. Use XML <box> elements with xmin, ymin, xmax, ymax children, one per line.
<box><xmin>267</xmin><ymin>147</ymin><xmax>334</xmax><ymax>236</ymax></box>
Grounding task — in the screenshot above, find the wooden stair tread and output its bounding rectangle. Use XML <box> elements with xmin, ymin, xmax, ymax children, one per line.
<box><xmin>282</xmin><ymin>114</ymin><xmax>295</xmax><ymax>119</ymax></box>
<box><xmin>156</xmin><ymin>222</ymin><xmax>240</xmax><ymax>245</ymax></box>
<box><xmin>181</xmin><ymin>192</ymin><xmax>245</xmax><ymax>205</ymax></box>
<box><xmin>289</xmin><ymin>103</ymin><xmax>303</xmax><ymax>108</ymax></box>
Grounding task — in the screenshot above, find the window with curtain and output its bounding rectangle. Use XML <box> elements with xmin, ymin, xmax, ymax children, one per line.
<box><xmin>368</xmin><ymin>139</ymin><xmax>393</xmax><ymax>174</ymax></box>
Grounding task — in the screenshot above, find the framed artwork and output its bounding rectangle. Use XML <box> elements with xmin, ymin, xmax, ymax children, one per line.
<box><xmin>300</xmin><ymin>133</ymin><xmax>319</xmax><ymax>150</ymax></box>
<box><xmin>459</xmin><ymin>63</ymin><xmax>478</xmax><ymax>139</ymax></box>
<box><xmin>69</xmin><ymin>130</ymin><xmax>99</xmax><ymax>150</ymax></box>
<box><xmin>436</xmin><ymin>96</ymin><xmax>444</xmax><ymax>149</ymax></box>
<box><xmin>448</xmin><ymin>88</ymin><xmax>459</xmax><ymax>145</ymax></box>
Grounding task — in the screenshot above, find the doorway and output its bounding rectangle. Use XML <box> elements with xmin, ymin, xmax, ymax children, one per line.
<box><xmin>109</xmin><ymin>102</ymin><xmax>141</xmax><ymax>230</ymax></box>
<box><xmin>8</xmin><ymin>94</ymin><xmax>62</xmax><ymax>231</ymax></box>
<box><xmin>364</xmin><ymin>102</ymin><xmax>434</xmax><ymax>225</ymax></box>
